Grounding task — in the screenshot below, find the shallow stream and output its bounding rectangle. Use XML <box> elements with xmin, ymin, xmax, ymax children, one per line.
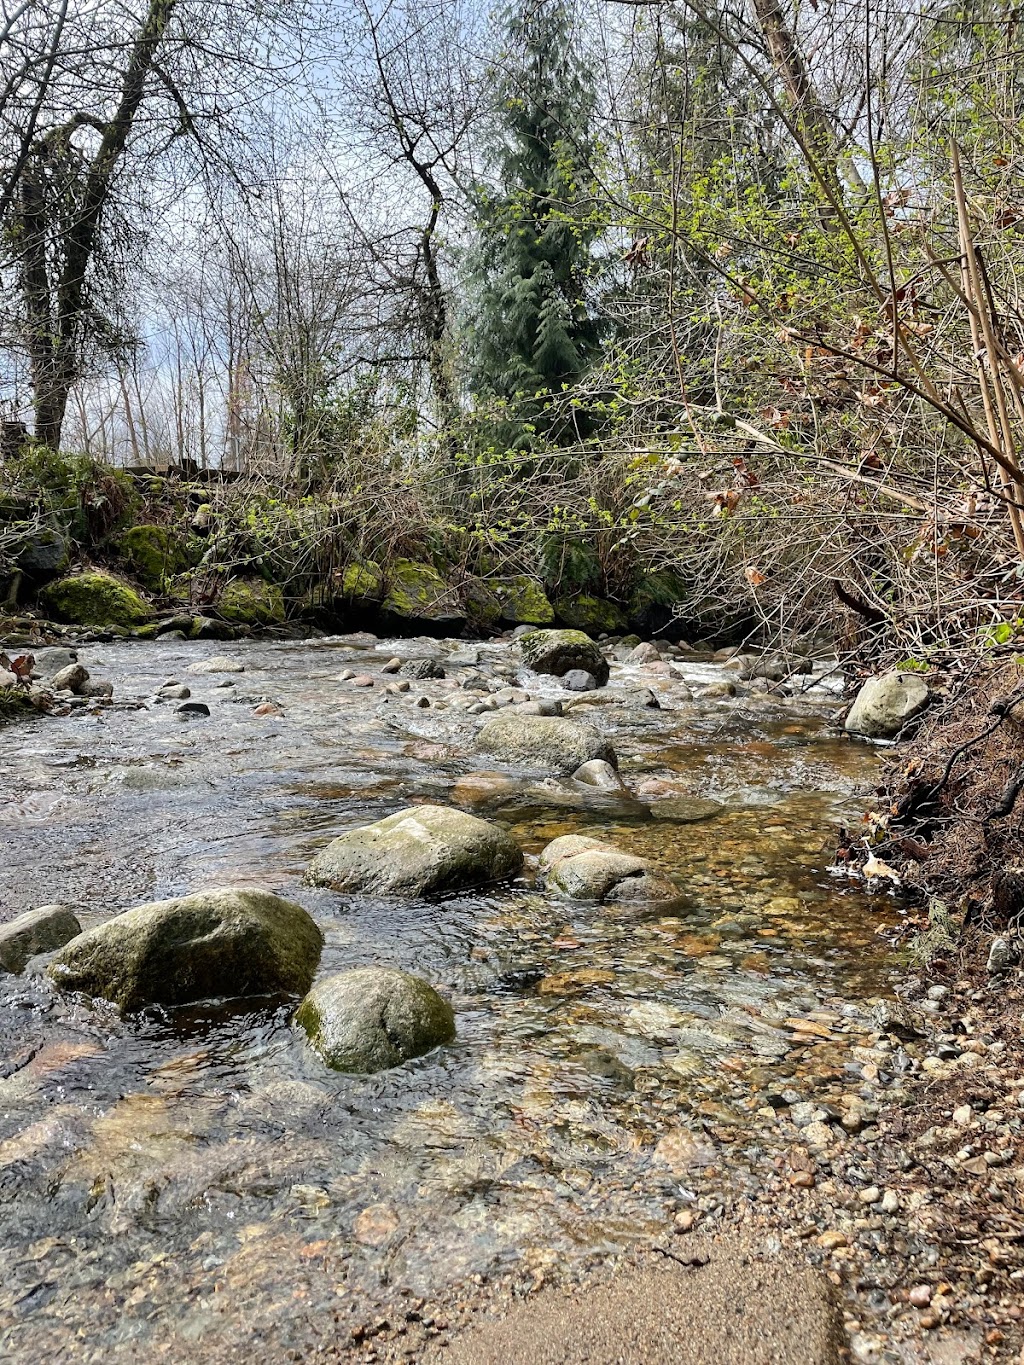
<box><xmin>0</xmin><ymin>635</ymin><xmax>896</xmax><ymax>1359</ymax></box>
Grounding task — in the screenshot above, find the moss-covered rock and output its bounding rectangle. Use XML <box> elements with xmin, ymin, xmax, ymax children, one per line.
<box><xmin>338</xmin><ymin>559</ymin><xmax>384</xmax><ymax>602</ymax></box>
<box><xmin>462</xmin><ymin>578</ymin><xmax>503</xmax><ymax>629</ymax></box>
<box><xmin>47</xmin><ymin>887</ymin><xmax>323</xmax><ymax>1011</ymax></box>
<box><xmin>495</xmin><ymin>577</ymin><xmax>555</xmax><ymax>626</ymax></box>
<box><xmin>217</xmin><ymin>577</ymin><xmax>286</xmax><ymax>626</ymax></box>
<box><xmin>383</xmin><ymin>559</ymin><xmax>463</xmax><ymax>627</ymax></box>
<box><xmin>0</xmin><ymin>687</ymin><xmax>34</xmax><ymax>726</ymax></box>
<box><xmin>554</xmin><ymin>594</ymin><xmax>628</xmax><ymax>634</ymax></box>
<box><xmin>474</xmin><ymin>712</ymin><xmax>617</xmax><ymax>774</ymax></box>
<box><xmin>519</xmin><ymin>628</ymin><xmax>610</xmax><ymax>684</ymax></box>
<box><xmin>117</xmin><ymin>524</ymin><xmax>189</xmax><ymax>592</ymax></box>
<box><xmin>297</xmin><ymin>967</ymin><xmax>455</xmax><ymax>1074</ymax></box>
<box><xmin>40</xmin><ymin>570</ymin><xmax>150</xmax><ymax>627</ymax></box>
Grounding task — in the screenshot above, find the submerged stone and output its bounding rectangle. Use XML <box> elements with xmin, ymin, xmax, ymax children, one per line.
<box><xmin>47</xmin><ymin>887</ymin><xmax>323</xmax><ymax>1011</ymax></box>
<box><xmin>297</xmin><ymin>966</ymin><xmax>455</xmax><ymax>1073</ymax></box>
<box><xmin>304</xmin><ymin>803</ymin><xmax>523</xmax><ymax>897</ymax></box>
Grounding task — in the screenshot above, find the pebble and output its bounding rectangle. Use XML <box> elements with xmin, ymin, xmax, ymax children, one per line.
<box><xmin>352</xmin><ymin>675</ymin><xmax>374</xmax><ymax>687</ymax></box>
<box><xmin>908</xmin><ymin>1284</ymin><xmax>932</xmax><ymax>1308</ymax></box>
<box><xmin>858</xmin><ymin>1185</ymin><xmax>881</xmax><ymax>1205</ymax></box>
<box><xmin>381</xmin><ymin>658</ymin><xmax>402</xmax><ymax>674</ymax></box>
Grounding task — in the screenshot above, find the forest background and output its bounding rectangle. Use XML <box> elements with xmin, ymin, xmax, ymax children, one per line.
<box><xmin>2</xmin><ymin>0</ymin><xmax>1024</xmax><ymax>663</ymax></box>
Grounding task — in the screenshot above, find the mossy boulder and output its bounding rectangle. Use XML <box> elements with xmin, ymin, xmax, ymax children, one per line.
<box><xmin>40</xmin><ymin>570</ymin><xmax>149</xmax><ymax>627</ymax></box>
<box><xmin>117</xmin><ymin>524</ymin><xmax>189</xmax><ymax>592</ymax></box>
<box><xmin>218</xmin><ymin>577</ymin><xmax>286</xmax><ymax>626</ymax></box>
<box><xmin>554</xmin><ymin>594</ymin><xmax>628</xmax><ymax>635</ymax></box>
<box><xmin>297</xmin><ymin>967</ymin><xmax>455</xmax><ymax>1074</ymax></box>
<box><xmin>495</xmin><ymin>577</ymin><xmax>555</xmax><ymax>626</ymax></box>
<box><xmin>519</xmin><ymin>628</ymin><xmax>610</xmax><ymax>685</ymax></box>
<box><xmin>47</xmin><ymin>887</ymin><xmax>323</xmax><ymax>1011</ymax></box>
<box><xmin>382</xmin><ymin>559</ymin><xmax>464</xmax><ymax>628</ymax></box>
<box><xmin>462</xmin><ymin>578</ymin><xmax>503</xmax><ymax>629</ymax></box>
<box><xmin>338</xmin><ymin>559</ymin><xmax>384</xmax><ymax>602</ymax></box>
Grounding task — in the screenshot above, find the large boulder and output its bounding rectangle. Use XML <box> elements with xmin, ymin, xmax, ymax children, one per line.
<box><xmin>218</xmin><ymin>578</ymin><xmax>286</xmax><ymax>626</ymax></box>
<box><xmin>495</xmin><ymin>577</ymin><xmax>555</xmax><ymax>626</ymax></box>
<box><xmin>845</xmin><ymin>671</ymin><xmax>930</xmax><ymax>739</ymax></box>
<box><xmin>554</xmin><ymin>595</ymin><xmax>628</xmax><ymax>635</ymax></box>
<box><xmin>337</xmin><ymin>559</ymin><xmax>385</xmax><ymax>603</ymax></box>
<box><xmin>474</xmin><ymin>712</ymin><xmax>616</xmax><ymax>775</ymax></box>
<box><xmin>518</xmin><ymin>629</ymin><xmax>610</xmax><ymax>685</ymax></box>
<box><xmin>12</xmin><ymin>522</ymin><xmax>70</xmax><ymax>586</ymax></box>
<box><xmin>0</xmin><ymin>904</ymin><xmax>81</xmax><ymax>974</ymax></box>
<box><xmin>382</xmin><ymin>559</ymin><xmax>464</xmax><ymax>630</ymax></box>
<box><xmin>40</xmin><ymin>570</ymin><xmax>149</xmax><ymax>627</ymax></box>
<box><xmin>540</xmin><ymin>834</ymin><xmax>678</xmax><ymax>903</ymax></box>
<box><xmin>47</xmin><ymin>887</ymin><xmax>323</xmax><ymax>1011</ymax></box>
<box><xmin>117</xmin><ymin>524</ymin><xmax>190</xmax><ymax>592</ymax></box>
<box><xmin>305</xmin><ymin>804</ymin><xmax>523</xmax><ymax>897</ymax></box>
<box><xmin>296</xmin><ymin>967</ymin><xmax>455</xmax><ymax>1073</ymax></box>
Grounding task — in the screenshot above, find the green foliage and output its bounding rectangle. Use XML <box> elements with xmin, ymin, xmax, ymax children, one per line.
<box><xmin>3</xmin><ymin>442</ymin><xmax>138</xmax><ymax>542</ymax></box>
<box><xmin>467</xmin><ymin>0</ymin><xmax>605</xmax><ymax>442</ymax></box>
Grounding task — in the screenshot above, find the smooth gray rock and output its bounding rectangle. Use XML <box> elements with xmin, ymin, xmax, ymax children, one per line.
<box><xmin>50</xmin><ymin>663</ymin><xmax>89</xmax><ymax>693</ymax></box>
<box><xmin>562</xmin><ymin>669</ymin><xmax>598</xmax><ymax>691</ymax></box>
<box><xmin>304</xmin><ymin>804</ymin><xmax>523</xmax><ymax>897</ymax></box>
<box><xmin>0</xmin><ymin>905</ymin><xmax>81</xmax><ymax>974</ymax></box>
<box><xmin>845</xmin><ymin>672</ymin><xmax>930</xmax><ymax>739</ymax></box>
<box><xmin>47</xmin><ymin>887</ymin><xmax>323</xmax><ymax>1011</ymax></box>
<box><xmin>519</xmin><ymin>629</ymin><xmax>610</xmax><ymax>686</ymax></box>
<box><xmin>186</xmin><ymin>656</ymin><xmax>245</xmax><ymax>674</ymax></box>
<box><xmin>626</xmin><ymin>642</ymin><xmax>661</xmax><ymax>664</ymax></box>
<box><xmin>78</xmin><ymin>678</ymin><xmax>113</xmax><ymax>698</ymax></box>
<box><xmin>31</xmin><ymin>647</ymin><xmax>78</xmax><ymax>676</ymax></box>
<box><xmin>572</xmin><ymin>759</ymin><xmax>627</xmax><ymax>791</ymax></box>
<box><xmin>987</xmin><ymin>936</ymin><xmax>1019</xmax><ymax>974</ymax></box>
<box><xmin>297</xmin><ymin>966</ymin><xmax>455</xmax><ymax>1073</ymax></box>
<box><xmin>475</xmin><ymin>712</ymin><xmax>616</xmax><ymax>774</ymax></box>
<box><xmin>540</xmin><ymin>834</ymin><xmax>678</xmax><ymax>903</ymax></box>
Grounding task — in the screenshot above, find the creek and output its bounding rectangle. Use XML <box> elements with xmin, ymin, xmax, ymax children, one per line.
<box><xmin>0</xmin><ymin>634</ymin><xmax>898</xmax><ymax>1359</ymax></box>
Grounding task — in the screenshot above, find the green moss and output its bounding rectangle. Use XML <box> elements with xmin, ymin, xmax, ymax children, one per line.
<box><xmin>340</xmin><ymin>560</ymin><xmax>384</xmax><ymax>601</ymax></box>
<box><xmin>463</xmin><ymin>578</ymin><xmax>503</xmax><ymax>628</ymax></box>
<box><xmin>554</xmin><ymin>594</ymin><xmax>628</xmax><ymax>634</ymax></box>
<box><xmin>496</xmin><ymin>577</ymin><xmax>555</xmax><ymax>625</ymax></box>
<box><xmin>383</xmin><ymin>559</ymin><xmax>460</xmax><ymax>621</ymax></box>
<box><xmin>218</xmin><ymin>578</ymin><xmax>286</xmax><ymax>626</ymax></box>
<box><xmin>0</xmin><ymin>687</ymin><xmax>33</xmax><ymax>726</ymax></box>
<box><xmin>40</xmin><ymin>570</ymin><xmax>150</xmax><ymax>627</ymax></box>
<box><xmin>117</xmin><ymin>524</ymin><xmax>188</xmax><ymax>592</ymax></box>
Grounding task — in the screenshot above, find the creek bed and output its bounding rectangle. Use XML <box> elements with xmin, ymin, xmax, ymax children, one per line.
<box><xmin>0</xmin><ymin>635</ymin><xmax>897</xmax><ymax>1359</ymax></box>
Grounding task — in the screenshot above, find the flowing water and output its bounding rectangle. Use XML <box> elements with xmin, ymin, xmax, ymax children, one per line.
<box><xmin>0</xmin><ymin>636</ymin><xmax>897</xmax><ymax>1360</ymax></box>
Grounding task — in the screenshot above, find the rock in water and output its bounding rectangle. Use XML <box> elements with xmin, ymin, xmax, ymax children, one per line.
<box><xmin>297</xmin><ymin>967</ymin><xmax>455</xmax><ymax>1073</ymax></box>
<box><xmin>562</xmin><ymin>669</ymin><xmax>598</xmax><ymax>691</ymax></box>
<box><xmin>518</xmin><ymin>629</ymin><xmax>610</xmax><ymax>685</ymax></box>
<box><xmin>845</xmin><ymin>671</ymin><xmax>930</xmax><ymax>739</ymax></box>
<box><xmin>572</xmin><ymin>759</ymin><xmax>627</xmax><ymax>791</ymax></box>
<box><xmin>47</xmin><ymin>888</ymin><xmax>323</xmax><ymax>1011</ymax></box>
<box><xmin>187</xmin><ymin>655</ymin><xmax>245</xmax><ymax>674</ymax></box>
<box><xmin>540</xmin><ymin>834</ymin><xmax>678</xmax><ymax>903</ymax></box>
<box><xmin>304</xmin><ymin>804</ymin><xmax>523</xmax><ymax>897</ymax></box>
<box><xmin>49</xmin><ymin>663</ymin><xmax>89</xmax><ymax>693</ymax></box>
<box><xmin>474</xmin><ymin>713</ymin><xmax>617</xmax><ymax>774</ymax></box>
<box><xmin>0</xmin><ymin>905</ymin><xmax>81</xmax><ymax>974</ymax></box>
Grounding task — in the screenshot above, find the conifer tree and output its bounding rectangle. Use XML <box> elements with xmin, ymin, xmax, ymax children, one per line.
<box><xmin>468</xmin><ymin>0</ymin><xmax>603</xmax><ymax>439</ymax></box>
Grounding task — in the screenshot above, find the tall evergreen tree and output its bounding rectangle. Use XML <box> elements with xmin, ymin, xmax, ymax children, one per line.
<box><xmin>468</xmin><ymin>0</ymin><xmax>603</xmax><ymax>438</ymax></box>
